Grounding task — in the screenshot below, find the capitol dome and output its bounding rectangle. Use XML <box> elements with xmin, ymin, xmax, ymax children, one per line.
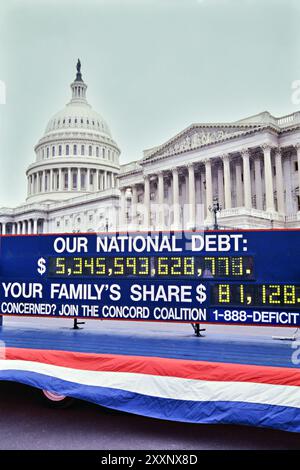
<box><xmin>26</xmin><ymin>60</ymin><xmax>120</xmax><ymax>203</ymax></box>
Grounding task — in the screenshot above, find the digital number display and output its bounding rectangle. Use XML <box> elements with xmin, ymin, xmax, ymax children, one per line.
<box><xmin>211</xmin><ymin>284</ymin><xmax>300</xmax><ymax>308</ymax></box>
<box><xmin>48</xmin><ymin>255</ymin><xmax>254</xmax><ymax>279</ymax></box>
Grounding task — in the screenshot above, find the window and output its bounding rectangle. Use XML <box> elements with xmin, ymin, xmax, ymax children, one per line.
<box><xmin>75</xmin><ymin>118</ymin><xmax>77</xmax><ymax>124</ymax></box>
<box><xmin>57</xmin><ymin>221</ymin><xmax>60</xmax><ymax>227</ymax></box>
<box><xmin>52</xmin><ymin>146</ymin><xmax>55</xmax><ymax>157</ymax></box>
<box><xmin>73</xmin><ymin>172</ymin><xmax>77</xmax><ymax>189</ymax></box>
<box><xmin>89</xmin><ymin>214</ymin><xmax>93</xmax><ymax>221</ymax></box>
<box><xmin>58</xmin><ymin>145</ymin><xmax>62</xmax><ymax>156</ymax></box>
<box><xmin>295</xmin><ymin>161</ymin><xmax>298</xmax><ymax>172</ymax></box>
<box><xmin>96</xmin><ymin>147</ymin><xmax>99</xmax><ymax>157</ymax></box>
<box><xmin>88</xmin><ymin>145</ymin><xmax>92</xmax><ymax>156</ymax></box>
<box><xmin>81</xmin><ymin>145</ymin><xmax>84</xmax><ymax>155</ymax></box>
<box><xmin>108</xmin><ymin>150</ymin><xmax>110</xmax><ymax>160</ymax></box>
<box><xmin>102</xmin><ymin>148</ymin><xmax>105</xmax><ymax>159</ymax></box>
<box><xmin>46</xmin><ymin>147</ymin><xmax>49</xmax><ymax>158</ymax></box>
<box><xmin>63</xmin><ymin>119</ymin><xmax>65</xmax><ymax>124</ymax></box>
<box><xmin>298</xmin><ymin>195</ymin><xmax>300</xmax><ymax>211</ymax></box>
<box><xmin>42</xmin><ymin>149</ymin><xmax>45</xmax><ymax>159</ymax></box>
<box><xmin>74</xmin><ymin>144</ymin><xmax>77</xmax><ymax>155</ymax></box>
<box><xmin>68</xmin><ymin>118</ymin><xmax>71</xmax><ymax>124</ymax></box>
<box><xmin>90</xmin><ymin>172</ymin><xmax>93</xmax><ymax>185</ymax></box>
<box><xmin>81</xmin><ymin>172</ymin><xmax>86</xmax><ymax>189</ymax></box>
<box><xmin>92</xmin><ymin>121</ymin><xmax>95</xmax><ymax>125</ymax></box>
<box><xmin>87</xmin><ymin>119</ymin><xmax>89</xmax><ymax>124</ymax></box>
<box><xmin>64</xmin><ymin>172</ymin><xmax>68</xmax><ymax>190</ymax></box>
<box><xmin>81</xmin><ymin>118</ymin><xmax>83</xmax><ymax>124</ymax></box>
<box><xmin>66</xmin><ymin>144</ymin><xmax>69</xmax><ymax>156</ymax></box>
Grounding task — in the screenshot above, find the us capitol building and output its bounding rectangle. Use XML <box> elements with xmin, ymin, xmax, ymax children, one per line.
<box><xmin>1</xmin><ymin>61</ymin><xmax>300</xmax><ymax>234</ymax></box>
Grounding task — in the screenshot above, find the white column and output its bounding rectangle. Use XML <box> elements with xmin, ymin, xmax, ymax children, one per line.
<box><xmin>104</xmin><ymin>171</ymin><xmax>107</xmax><ymax>190</ymax></box>
<box><xmin>262</xmin><ymin>144</ymin><xmax>275</xmax><ymax>212</ymax></box>
<box><xmin>275</xmin><ymin>148</ymin><xmax>284</xmax><ymax>214</ymax></box>
<box><xmin>172</xmin><ymin>168</ymin><xmax>180</xmax><ymax>229</ymax></box>
<box><xmin>77</xmin><ymin>168</ymin><xmax>80</xmax><ymax>190</ymax></box>
<box><xmin>21</xmin><ymin>221</ymin><xmax>26</xmax><ymax>235</ymax></box>
<box><xmin>217</xmin><ymin>164</ymin><xmax>224</xmax><ymax>208</ymax></box>
<box><xmin>11</xmin><ymin>223</ymin><xmax>16</xmax><ymax>234</ymax></box>
<box><xmin>235</xmin><ymin>160</ymin><xmax>243</xmax><ymax>207</ymax></box>
<box><xmin>33</xmin><ymin>219</ymin><xmax>38</xmax><ymax>234</ymax></box>
<box><xmin>158</xmin><ymin>171</ymin><xmax>164</xmax><ymax>230</ymax></box>
<box><xmin>50</xmin><ymin>169</ymin><xmax>53</xmax><ymax>192</ymax></box>
<box><xmin>205</xmin><ymin>159</ymin><xmax>213</xmax><ymax>219</ymax></box>
<box><xmin>131</xmin><ymin>185</ymin><xmax>138</xmax><ymax>229</ymax></box>
<box><xmin>68</xmin><ymin>168</ymin><xmax>71</xmax><ymax>190</ymax></box>
<box><xmin>2</xmin><ymin>223</ymin><xmax>6</xmax><ymax>235</ymax></box>
<box><xmin>254</xmin><ymin>157</ymin><xmax>263</xmax><ymax>210</ymax></box>
<box><xmin>222</xmin><ymin>154</ymin><xmax>232</xmax><ymax>209</ymax></box>
<box><xmin>187</xmin><ymin>163</ymin><xmax>196</xmax><ymax>229</ymax></box>
<box><xmin>296</xmin><ymin>144</ymin><xmax>300</xmax><ymax>211</ymax></box>
<box><xmin>59</xmin><ymin>169</ymin><xmax>63</xmax><ymax>191</ymax></box>
<box><xmin>120</xmin><ymin>188</ymin><xmax>126</xmax><ymax>229</ymax></box>
<box><xmin>27</xmin><ymin>220</ymin><xmax>32</xmax><ymax>235</ymax></box>
<box><xmin>42</xmin><ymin>171</ymin><xmax>45</xmax><ymax>193</ymax></box>
<box><xmin>143</xmin><ymin>175</ymin><xmax>151</xmax><ymax>229</ymax></box>
<box><xmin>241</xmin><ymin>149</ymin><xmax>252</xmax><ymax>209</ymax></box>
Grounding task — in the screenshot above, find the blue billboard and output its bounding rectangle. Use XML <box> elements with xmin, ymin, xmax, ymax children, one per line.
<box><xmin>0</xmin><ymin>230</ymin><xmax>299</xmax><ymax>326</ymax></box>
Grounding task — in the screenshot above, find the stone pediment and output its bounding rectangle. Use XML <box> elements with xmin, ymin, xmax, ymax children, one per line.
<box><xmin>143</xmin><ymin>123</ymin><xmax>263</xmax><ymax>161</ymax></box>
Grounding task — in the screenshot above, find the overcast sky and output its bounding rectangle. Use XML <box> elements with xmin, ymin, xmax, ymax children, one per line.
<box><xmin>0</xmin><ymin>0</ymin><xmax>299</xmax><ymax>206</ymax></box>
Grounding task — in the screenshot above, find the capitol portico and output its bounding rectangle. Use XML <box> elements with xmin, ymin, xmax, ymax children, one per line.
<box><xmin>1</xmin><ymin>62</ymin><xmax>300</xmax><ymax>234</ymax></box>
<box><xmin>119</xmin><ymin>114</ymin><xmax>300</xmax><ymax>231</ymax></box>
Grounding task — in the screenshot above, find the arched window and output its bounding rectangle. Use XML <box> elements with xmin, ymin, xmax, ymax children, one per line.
<box><xmin>102</xmin><ymin>148</ymin><xmax>105</xmax><ymax>159</ymax></box>
<box><xmin>108</xmin><ymin>150</ymin><xmax>110</xmax><ymax>160</ymax></box>
<box><xmin>47</xmin><ymin>147</ymin><xmax>49</xmax><ymax>158</ymax></box>
<box><xmin>58</xmin><ymin>145</ymin><xmax>62</xmax><ymax>156</ymax></box>
<box><xmin>52</xmin><ymin>146</ymin><xmax>55</xmax><ymax>157</ymax></box>
<box><xmin>68</xmin><ymin>118</ymin><xmax>71</xmax><ymax>124</ymax></box>
<box><xmin>96</xmin><ymin>147</ymin><xmax>99</xmax><ymax>157</ymax></box>
<box><xmin>81</xmin><ymin>145</ymin><xmax>84</xmax><ymax>155</ymax></box>
<box><xmin>73</xmin><ymin>144</ymin><xmax>77</xmax><ymax>155</ymax></box>
<box><xmin>66</xmin><ymin>144</ymin><xmax>69</xmax><ymax>156</ymax></box>
<box><xmin>88</xmin><ymin>145</ymin><xmax>92</xmax><ymax>157</ymax></box>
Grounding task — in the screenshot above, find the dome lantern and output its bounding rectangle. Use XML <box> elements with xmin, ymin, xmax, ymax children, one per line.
<box><xmin>70</xmin><ymin>58</ymin><xmax>87</xmax><ymax>103</ymax></box>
